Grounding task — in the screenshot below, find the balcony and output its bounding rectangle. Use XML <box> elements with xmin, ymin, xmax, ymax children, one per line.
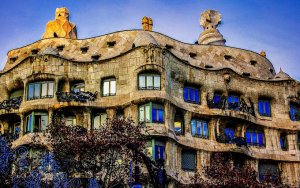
<box><xmin>0</xmin><ymin>96</ymin><xmax>22</xmax><ymax>111</ymax></box>
<box><xmin>56</xmin><ymin>91</ymin><xmax>97</xmax><ymax>103</ymax></box>
<box><xmin>207</xmin><ymin>95</ymin><xmax>255</xmax><ymax>116</ymax></box>
<box><xmin>216</xmin><ymin>135</ymin><xmax>247</xmax><ymax>147</ymax></box>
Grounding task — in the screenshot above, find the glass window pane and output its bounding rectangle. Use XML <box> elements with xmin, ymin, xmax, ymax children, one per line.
<box><xmin>146</xmin><ymin>76</ymin><xmax>153</xmax><ymax>89</ymax></box>
<box><xmin>265</xmin><ymin>101</ymin><xmax>271</xmax><ymax>116</ymax></box>
<box><xmin>34</xmin><ymin>83</ymin><xmax>41</xmax><ymax>99</ymax></box>
<box><xmin>139</xmin><ymin>75</ymin><xmax>146</xmax><ymax>89</ymax></box>
<box><xmin>100</xmin><ymin>114</ymin><xmax>107</xmax><ymax>125</ymax></box>
<box><xmin>258</xmin><ymin>101</ymin><xmax>264</xmax><ymax>114</ymax></box>
<box><xmin>258</xmin><ymin>133</ymin><xmax>264</xmax><ymax>146</ymax></box>
<box><xmin>139</xmin><ymin>106</ymin><xmax>145</xmax><ymax>122</ymax></box>
<box><xmin>181</xmin><ymin>150</ymin><xmax>196</xmax><ymax>171</ymax></box>
<box><xmin>246</xmin><ymin>132</ymin><xmax>251</xmax><ymax>143</ymax></box>
<box><xmin>203</xmin><ymin>122</ymin><xmax>208</xmax><ymax>136</ymax></box>
<box><xmin>158</xmin><ymin>110</ymin><xmax>164</xmax><ymax>122</ymax></box>
<box><xmin>41</xmin><ymin>115</ymin><xmax>48</xmax><ymax>131</ymax></box>
<box><xmin>174</xmin><ymin>122</ymin><xmax>182</xmax><ymax>133</ymax></box>
<box><xmin>93</xmin><ymin>115</ymin><xmax>100</xmax><ymax>129</ymax></box>
<box><xmin>103</xmin><ymin>81</ymin><xmax>109</xmax><ymax>96</ymax></box>
<box><xmin>154</xmin><ymin>76</ymin><xmax>160</xmax><ymax>89</ymax></box>
<box><xmin>146</xmin><ymin>105</ymin><xmax>151</xmax><ymax>122</ymax></box>
<box><xmin>41</xmin><ymin>83</ymin><xmax>48</xmax><ymax>97</ymax></box>
<box><xmin>28</xmin><ymin>84</ymin><xmax>34</xmax><ymax>100</ymax></box>
<box><xmin>183</xmin><ymin>87</ymin><xmax>188</xmax><ymax>102</ymax></box>
<box><xmin>195</xmin><ymin>90</ymin><xmax>200</xmax><ymax>103</ymax></box>
<box><xmin>189</xmin><ymin>89</ymin><xmax>195</xmax><ymax>102</ymax></box>
<box><xmin>110</xmin><ymin>80</ymin><xmax>116</xmax><ymax>95</ymax></box>
<box><xmin>252</xmin><ymin>133</ymin><xmax>257</xmax><ymax>144</ymax></box>
<box><xmin>197</xmin><ymin>121</ymin><xmax>202</xmax><ymax>135</ymax></box>
<box><xmin>48</xmin><ymin>82</ymin><xmax>54</xmax><ymax>96</ymax></box>
<box><xmin>191</xmin><ymin>120</ymin><xmax>196</xmax><ymax>136</ymax></box>
<box><xmin>213</xmin><ymin>95</ymin><xmax>221</xmax><ymax>103</ymax></box>
<box><xmin>152</xmin><ymin>109</ymin><xmax>157</xmax><ymax>122</ymax></box>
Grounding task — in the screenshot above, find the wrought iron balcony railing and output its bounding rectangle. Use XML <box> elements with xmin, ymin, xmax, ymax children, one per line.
<box><xmin>216</xmin><ymin>135</ymin><xmax>247</xmax><ymax>147</ymax></box>
<box><xmin>207</xmin><ymin>95</ymin><xmax>255</xmax><ymax>116</ymax></box>
<box><xmin>56</xmin><ymin>91</ymin><xmax>97</xmax><ymax>103</ymax></box>
<box><xmin>0</xmin><ymin>96</ymin><xmax>22</xmax><ymax>111</ymax></box>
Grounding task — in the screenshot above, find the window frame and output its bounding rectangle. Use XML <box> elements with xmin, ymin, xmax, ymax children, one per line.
<box><xmin>27</xmin><ymin>81</ymin><xmax>54</xmax><ymax>100</ymax></box>
<box><xmin>190</xmin><ymin>119</ymin><xmax>209</xmax><ymax>139</ymax></box>
<box><xmin>25</xmin><ymin>112</ymin><xmax>48</xmax><ymax>133</ymax></box>
<box><xmin>139</xmin><ymin>102</ymin><xmax>164</xmax><ymax>123</ymax></box>
<box><xmin>245</xmin><ymin>128</ymin><xmax>265</xmax><ymax>147</ymax></box>
<box><xmin>174</xmin><ymin>113</ymin><xmax>184</xmax><ymax>135</ymax></box>
<box><xmin>181</xmin><ymin>149</ymin><xmax>196</xmax><ymax>171</ymax></box>
<box><xmin>289</xmin><ymin>103</ymin><xmax>300</xmax><ymax>121</ymax></box>
<box><xmin>258</xmin><ymin>99</ymin><xmax>271</xmax><ymax>117</ymax></box>
<box><xmin>102</xmin><ymin>78</ymin><xmax>116</xmax><ymax>97</ymax></box>
<box><xmin>138</xmin><ymin>73</ymin><xmax>161</xmax><ymax>90</ymax></box>
<box><xmin>228</xmin><ymin>94</ymin><xmax>240</xmax><ymax>110</ymax></box>
<box><xmin>279</xmin><ymin>133</ymin><xmax>288</xmax><ymax>151</ymax></box>
<box><xmin>224</xmin><ymin>127</ymin><xmax>235</xmax><ymax>143</ymax></box>
<box><xmin>183</xmin><ymin>86</ymin><xmax>200</xmax><ymax>104</ymax></box>
<box><xmin>92</xmin><ymin>113</ymin><xmax>108</xmax><ymax>130</ymax></box>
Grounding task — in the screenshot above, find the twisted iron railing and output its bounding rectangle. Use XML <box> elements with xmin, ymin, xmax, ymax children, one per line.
<box><xmin>56</xmin><ymin>91</ymin><xmax>97</xmax><ymax>103</ymax></box>
<box><xmin>216</xmin><ymin>135</ymin><xmax>247</xmax><ymax>147</ymax></box>
<box><xmin>0</xmin><ymin>96</ymin><xmax>22</xmax><ymax>111</ymax></box>
<box><xmin>207</xmin><ymin>94</ymin><xmax>255</xmax><ymax>116</ymax></box>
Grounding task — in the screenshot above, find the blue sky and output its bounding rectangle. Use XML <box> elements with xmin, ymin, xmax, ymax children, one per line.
<box><xmin>0</xmin><ymin>0</ymin><xmax>299</xmax><ymax>80</ymax></box>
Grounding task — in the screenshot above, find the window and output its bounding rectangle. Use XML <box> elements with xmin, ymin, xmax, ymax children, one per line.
<box><xmin>279</xmin><ymin>133</ymin><xmax>288</xmax><ymax>151</ymax></box>
<box><xmin>139</xmin><ymin>102</ymin><xmax>164</xmax><ymax>123</ymax></box>
<box><xmin>258</xmin><ymin>99</ymin><xmax>271</xmax><ymax>116</ymax></box>
<box><xmin>10</xmin><ymin>89</ymin><xmax>23</xmax><ymax>99</ymax></box>
<box><xmin>228</xmin><ymin>95</ymin><xmax>239</xmax><ymax>110</ymax></box>
<box><xmin>10</xmin><ymin>122</ymin><xmax>20</xmax><ymax>138</ymax></box>
<box><xmin>64</xmin><ymin>116</ymin><xmax>77</xmax><ymax>126</ymax></box>
<box><xmin>290</xmin><ymin>104</ymin><xmax>300</xmax><ymax>121</ymax></box>
<box><xmin>154</xmin><ymin>140</ymin><xmax>165</xmax><ymax>161</ymax></box>
<box><xmin>245</xmin><ymin>127</ymin><xmax>264</xmax><ymax>147</ymax></box>
<box><xmin>25</xmin><ymin>112</ymin><xmax>48</xmax><ymax>133</ymax></box>
<box><xmin>92</xmin><ymin>113</ymin><xmax>107</xmax><ymax>129</ymax></box>
<box><xmin>27</xmin><ymin>81</ymin><xmax>54</xmax><ymax>100</ymax></box>
<box><xmin>181</xmin><ymin>150</ymin><xmax>196</xmax><ymax>171</ymax></box>
<box><xmin>183</xmin><ymin>86</ymin><xmax>200</xmax><ymax>104</ymax></box>
<box><xmin>191</xmin><ymin>119</ymin><xmax>208</xmax><ymax>139</ymax></box>
<box><xmin>71</xmin><ymin>82</ymin><xmax>85</xmax><ymax>93</ymax></box>
<box><xmin>138</xmin><ymin>73</ymin><xmax>161</xmax><ymax>90</ymax></box>
<box><xmin>102</xmin><ymin>78</ymin><xmax>116</xmax><ymax>96</ymax></box>
<box><xmin>225</xmin><ymin>127</ymin><xmax>235</xmax><ymax>143</ymax></box>
<box><xmin>258</xmin><ymin>161</ymin><xmax>279</xmax><ymax>181</ymax></box>
<box><xmin>174</xmin><ymin>111</ymin><xmax>184</xmax><ymax>135</ymax></box>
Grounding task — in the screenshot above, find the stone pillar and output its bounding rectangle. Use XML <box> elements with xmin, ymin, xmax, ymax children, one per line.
<box><xmin>23</xmin><ymin>80</ymin><xmax>28</xmax><ymax>101</ymax></box>
<box><xmin>165</xmin><ymin>102</ymin><xmax>174</xmax><ymax>131</ymax></box>
<box><xmin>19</xmin><ymin>114</ymin><xmax>24</xmax><ymax>136</ymax></box>
<box><xmin>106</xmin><ymin>108</ymin><xmax>116</xmax><ymax>119</ymax></box>
<box><xmin>83</xmin><ymin>108</ymin><xmax>92</xmax><ymax>130</ymax></box>
<box><xmin>184</xmin><ymin>111</ymin><xmax>192</xmax><ymax>135</ymax></box>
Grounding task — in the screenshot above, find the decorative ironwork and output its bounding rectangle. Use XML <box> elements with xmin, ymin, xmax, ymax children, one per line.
<box><xmin>0</xmin><ymin>96</ymin><xmax>22</xmax><ymax>111</ymax></box>
<box><xmin>56</xmin><ymin>91</ymin><xmax>97</xmax><ymax>103</ymax></box>
<box><xmin>216</xmin><ymin>135</ymin><xmax>247</xmax><ymax>147</ymax></box>
<box><xmin>207</xmin><ymin>94</ymin><xmax>255</xmax><ymax>116</ymax></box>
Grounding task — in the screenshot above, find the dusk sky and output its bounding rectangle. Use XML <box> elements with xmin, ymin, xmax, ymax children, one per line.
<box><xmin>0</xmin><ymin>0</ymin><xmax>299</xmax><ymax>80</ymax></box>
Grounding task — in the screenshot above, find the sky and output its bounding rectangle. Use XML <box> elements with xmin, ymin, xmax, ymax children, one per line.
<box><xmin>0</xmin><ymin>0</ymin><xmax>299</xmax><ymax>80</ymax></box>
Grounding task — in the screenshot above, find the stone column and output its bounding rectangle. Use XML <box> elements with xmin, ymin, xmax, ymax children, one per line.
<box><xmin>106</xmin><ymin>108</ymin><xmax>116</xmax><ymax>119</ymax></box>
<box><xmin>83</xmin><ymin>108</ymin><xmax>92</xmax><ymax>130</ymax></box>
<box><xmin>20</xmin><ymin>114</ymin><xmax>24</xmax><ymax>136</ymax></box>
<box><xmin>184</xmin><ymin>111</ymin><xmax>192</xmax><ymax>135</ymax></box>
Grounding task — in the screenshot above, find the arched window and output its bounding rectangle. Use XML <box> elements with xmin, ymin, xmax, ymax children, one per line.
<box><xmin>27</xmin><ymin>81</ymin><xmax>54</xmax><ymax>100</ymax></box>
<box><xmin>138</xmin><ymin>72</ymin><xmax>161</xmax><ymax>90</ymax></box>
<box><xmin>245</xmin><ymin>127</ymin><xmax>265</xmax><ymax>147</ymax></box>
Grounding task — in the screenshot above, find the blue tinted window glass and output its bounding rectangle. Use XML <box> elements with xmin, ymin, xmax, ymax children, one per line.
<box><xmin>258</xmin><ymin>133</ymin><xmax>264</xmax><ymax>146</ymax></box>
<box><xmin>158</xmin><ymin>110</ymin><xmax>164</xmax><ymax>122</ymax></box>
<box><xmin>191</xmin><ymin>120</ymin><xmax>196</xmax><ymax>136</ymax></box>
<box><xmin>258</xmin><ymin>101</ymin><xmax>264</xmax><ymax>114</ymax></box>
<box><xmin>189</xmin><ymin>89</ymin><xmax>195</xmax><ymax>102</ymax></box>
<box><xmin>265</xmin><ymin>101</ymin><xmax>271</xmax><ymax>116</ymax></box>
<box><xmin>252</xmin><ymin>133</ymin><xmax>257</xmax><ymax>144</ymax></box>
<box><xmin>152</xmin><ymin>109</ymin><xmax>157</xmax><ymax>122</ymax></box>
<box><xmin>154</xmin><ymin>145</ymin><xmax>159</xmax><ymax>160</ymax></box>
<box><xmin>213</xmin><ymin>95</ymin><xmax>221</xmax><ymax>103</ymax></box>
<box><xmin>203</xmin><ymin>122</ymin><xmax>208</xmax><ymax>136</ymax></box>
<box><xmin>246</xmin><ymin>132</ymin><xmax>251</xmax><ymax>143</ymax></box>
<box><xmin>280</xmin><ymin>137</ymin><xmax>284</xmax><ymax>149</ymax></box>
<box><xmin>234</xmin><ymin>96</ymin><xmax>239</xmax><ymax>103</ymax></box>
<box><xmin>183</xmin><ymin>87</ymin><xmax>189</xmax><ymax>102</ymax></box>
<box><xmin>195</xmin><ymin>90</ymin><xmax>200</xmax><ymax>103</ymax></box>
<box><xmin>228</xmin><ymin>96</ymin><xmax>233</xmax><ymax>103</ymax></box>
<box><xmin>197</xmin><ymin>121</ymin><xmax>202</xmax><ymax>135</ymax></box>
<box><xmin>159</xmin><ymin>146</ymin><xmax>165</xmax><ymax>159</ymax></box>
<box><xmin>28</xmin><ymin>84</ymin><xmax>34</xmax><ymax>100</ymax></box>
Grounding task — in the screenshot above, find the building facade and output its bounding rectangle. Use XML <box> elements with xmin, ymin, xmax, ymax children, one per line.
<box><xmin>0</xmin><ymin>8</ymin><xmax>299</xmax><ymax>187</ymax></box>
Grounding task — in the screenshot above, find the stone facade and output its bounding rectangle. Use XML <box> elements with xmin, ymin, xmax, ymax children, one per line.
<box><xmin>0</xmin><ymin>8</ymin><xmax>299</xmax><ymax>187</ymax></box>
